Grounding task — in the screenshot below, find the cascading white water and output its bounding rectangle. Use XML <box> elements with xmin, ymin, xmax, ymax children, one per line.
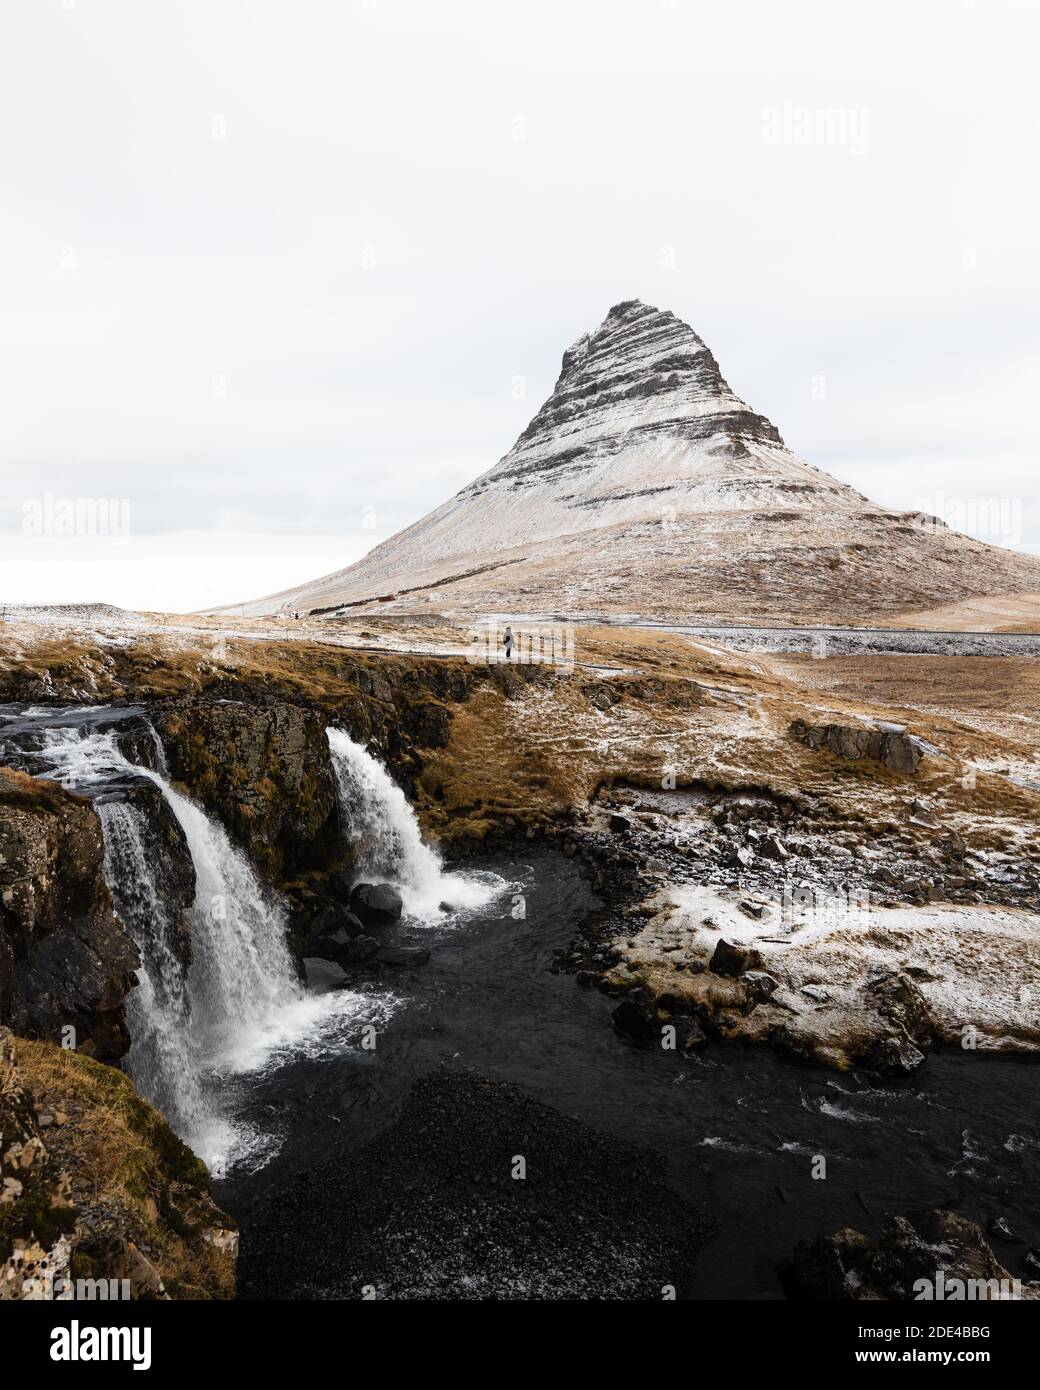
<box><xmin>34</xmin><ymin>723</ymin><xmax>397</xmax><ymax>1172</ymax></box>
<box><xmin>145</xmin><ymin>722</ymin><xmax>170</xmax><ymax>776</ymax></box>
<box><xmin>158</xmin><ymin>780</ymin><xmax>299</xmax><ymax>1061</ymax></box>
<box><xmin>98</xmin><ymin>800</ymin><xmax>207</xmax><ymax>1143</ymax></box>
<box><xmin>326</xmin><ymin>727</ymin><xmax>503</xmax><ymax>918</ymax></box>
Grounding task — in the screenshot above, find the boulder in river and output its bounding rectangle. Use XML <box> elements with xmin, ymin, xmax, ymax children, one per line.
<box><xmin>989</xmin><ymin>1216</ymin><xmax>1021</xmax><ymax>1243</ymax></box>
<box><xmin>866</xmin><ymin>1034</ymin><xmax>926</xmax><ymax>1077</ymax></box>
<box><xmin>610</xmin><ymin>990</ymin><xmax>659</xmax><ymax>1041</ymax></box>
<box><xmin>349</xmin><ymin>882</ymin><xmax>404</xmax><ymax>927</ymax></box>
<box><xmin>284</xmin><ymin>879</ymin><xmax>367</xmax><ymax>961</ymax></box>
<box><xmin>335</xmin><ymin>910</ymin><xmax>366</xmax><ymax>939</ymax></box>
<box><xmin>303</xmin><ymin>957</ymin><xmax>349</xmax><ymax>992</ymax></box>
<box><xmin>375</xmin><ymin>945</ymin><xmax>431</xmax><ymax>967</ymax></box>
<box><xmin>868</xmin><ymin>970</ymin><xmax>937</xmax><ymax>1047</ymax></box>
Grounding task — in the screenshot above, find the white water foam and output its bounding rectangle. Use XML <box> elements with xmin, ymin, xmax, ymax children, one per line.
<box><xmin>326</xmin><ymin>726</ymin><xmax>505</xmax><ymax>920</ymax></box>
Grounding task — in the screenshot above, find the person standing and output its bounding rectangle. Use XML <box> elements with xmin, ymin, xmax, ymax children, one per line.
<box><xmin>503</xmin><ymin>625</ymin><xmax>514</xmax><ymax>660</ymax></box>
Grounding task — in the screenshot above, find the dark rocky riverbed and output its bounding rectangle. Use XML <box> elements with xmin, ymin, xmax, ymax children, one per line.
<box><xmin>219</xmin><ymin>849</ymin><xmax>1040</xmax><ymax>1300</ymax></box>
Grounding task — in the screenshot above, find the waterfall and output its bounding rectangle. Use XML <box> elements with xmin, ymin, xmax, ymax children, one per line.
<box><xmin>145</xmin><ymin>722</ymin><xmax>170</xmax><ymax>776</ymax></box>
<box><xmin>33</xmin><ymin>723</ymin><xmax>396</xmax><ymax>1172</ymax></box>
<box><xmin>326</xmin><ymin>727</ymin><xmax>503</xmax><ymax>918</ymax></box>
<box><xmin>98</xmin><ymin>800</ymin><xmax>206</xmax><ymax>1143</ymax></box>
<box><xmin>156</xmin><ymin>779</ymin><xmax>298</xmax><ymax>1061</ymax></box>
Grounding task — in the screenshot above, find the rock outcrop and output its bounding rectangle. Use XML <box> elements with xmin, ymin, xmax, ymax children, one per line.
<box><xmin>0</xmin><ymin>1026</ymin><xmax>76</xmax><ymax>1298</ymax></box>
<box><xmin>0</xmin><ymin>769</ymin><xmax>138</xmax><ymax>1060</ymax></box>
<box><xmin>349</xmin><ymin>882</ymin><xmax>404</xmax><ymax>927</ymax></box>
<box><xmin>789</xmin><ymin>719</ymin><xmax>924</xmax><ymax>774</ymax></box>
<box><xmin>152</xmin><ymin>700</ymin><xmax>340</xmax><ymax>883</ymax></box>
<box><xmin>1</xmin><ymin>1028</ymin><xmax>236</xmax><ymax>1300</ymax></box>
<box><xmin>784</xmin><ymin>1209</ymin><xmax>1034</xmax><ymax>1300</ymax></box>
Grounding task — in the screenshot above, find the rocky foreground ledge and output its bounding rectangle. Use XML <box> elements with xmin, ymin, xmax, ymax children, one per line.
<box><xmin>0</xmin><ymin>1027</ymin><xmax>236</xmax><ymax>1300</ymax></box>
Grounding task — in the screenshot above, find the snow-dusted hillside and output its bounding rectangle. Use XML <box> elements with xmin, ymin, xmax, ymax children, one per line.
<box><xmin>219</xmin><ymin>300</ymin><xmax>1040</xmax><ymax>622</ymax></box>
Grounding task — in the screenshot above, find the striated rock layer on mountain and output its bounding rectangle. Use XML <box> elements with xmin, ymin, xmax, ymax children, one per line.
<box><xmin>223</xmin><ymin>299</ymin><xmax>1040</xmax><ymax>623</ymax></box>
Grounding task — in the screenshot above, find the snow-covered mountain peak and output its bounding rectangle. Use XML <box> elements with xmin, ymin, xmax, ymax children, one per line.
<box><xmin>505</xmin><ymin>299</ymin><xmax>782</xmax><ymax>487</ymax></box>
<box><xmin>216</xmin><ymin>301</ymin><xmax>1040</xmax><ymax>622</ymax></box>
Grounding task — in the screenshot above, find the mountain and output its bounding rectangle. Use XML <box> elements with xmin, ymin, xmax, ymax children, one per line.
<box><xmin>221</xmin><ymin>300</ymin><xmax>1040</xmax><ymax>623</ymax></box>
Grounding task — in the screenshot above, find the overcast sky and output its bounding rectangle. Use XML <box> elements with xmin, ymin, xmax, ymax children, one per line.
<box><xmin>1</xmin><ymin>0</ymin><xmax>1038</xmax><ymax>613</ymax></box>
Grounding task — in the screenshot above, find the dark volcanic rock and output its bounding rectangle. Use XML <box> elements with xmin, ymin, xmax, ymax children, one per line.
<box><xmin>375</xmin><ymin>945</ymin><xmax>431</xmax><ymax>967</ymax></box>
<box><xmin>784</xmin><ymin>1209</ymin><xmax>1021</xmax><ymax>1300</ymax></box>
<box><xmin>235</xmin><ymin>1066</ymin><xmax>709</xmax><ymax>1300</ymax></box>
<box><xmin>152</xmin><ymin>699</ymin><xmax>339</xmax><ymax>883</ymax></box>
<box><xmin>868</xmin><ymin>970</ymin><xmax>937</xmax><ymax>1047</ymax></box>
<box><xmin>284</xmin><ymin>875</ymin><xmax>366</xmax><ymax>961</ymax></box>
<box><xmin>302</xmin><ymin>957</ymin><xmax>348</xmax><ymax>992</ymax></box>
<box><xmin>710</xmin><ymin>938</ymin><xmax>761</xmax><ymax>978</ymax></box>
<box><xmin>338</xmin><ymin>911</ymin><xmax>366</xmax><ymax>939</ymax></box>
<box><xmin>741</xmin><ymin>970</ymin><xmax>779</xmax><ymax>1005</ymax></box>
<box><xmin>0</xmin><ymin>769</ymin><xmax>138</xmax><ymax>1060</ymax></box>
<box><xmin>610</xmin><ymin>991</ymin><xmax>659</xmax><ymax>1041</ymax></box>
<box><xmin>988</xmin><ymin>1216</ymin><xmax>1020</xmax><ymax>1243</ymax></box>
<box><xmin>349</xmin><ymin>882</ymin><xmax>404</xmax><ymax>927</ymax></box>
<box><xmin>759</xmin><ymin>834</ymin><xmax>789</xmax><ymax>861</ymax></box>
<box><xmin>112</xmin><ymin>717</ymin><xmax>167</xmax><ymax>773</ymax></box>
<box><xmin>866</xmin><ymin>1035</ymin><xmax>926</xmax><ymax>1077</ymax></box>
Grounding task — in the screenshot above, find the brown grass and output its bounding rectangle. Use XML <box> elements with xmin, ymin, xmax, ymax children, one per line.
<box><xmin>0</xmin><ymin>766</ymin><xmax>82</xmax><ymax>817</ymax></box>
<box><xmin>4</xmin><ymin>616</ymin><xmax>1039</xmax><ymax>853</ymax></box>
<box><xmin>11</xmin><ymin>1039</ymin><xmax>235</xmax><ymax>1299</ymax></box>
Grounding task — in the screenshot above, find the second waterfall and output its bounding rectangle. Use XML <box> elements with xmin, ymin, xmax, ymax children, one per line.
<box><xmin>326</xmin><ymin>726</ymin><xmax>504</xmax><ymax>919</ymax></box>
